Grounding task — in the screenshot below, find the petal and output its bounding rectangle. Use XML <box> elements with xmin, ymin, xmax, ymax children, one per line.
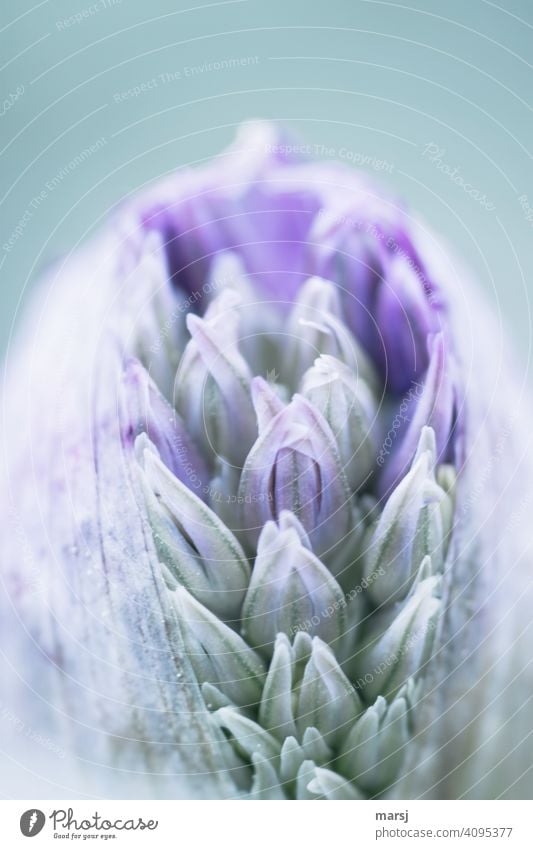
<box><xmin>173</xmin><ymin>586</ymin><xmax>266</xmax><ymax>707</ymax></box>
<box><xmin>140</xmin><ymin>446</ymin><xmax>250</xmax><ymax>622</ymax></box>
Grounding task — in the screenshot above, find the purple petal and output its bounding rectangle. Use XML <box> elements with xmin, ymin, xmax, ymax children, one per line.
<box><xmin>121</xmin><ymin>357</ymin><xmax>209</xmax><ymax>493</ymax></box>
<box><xmin>239</xmin><ymin>395</ymin><xmax>351</xmax><ymax>554</ymax></box>
<box><xmin>379</xmin><ymin>333</ymin><xmax>455</xmax><ymax>495</ymax></box>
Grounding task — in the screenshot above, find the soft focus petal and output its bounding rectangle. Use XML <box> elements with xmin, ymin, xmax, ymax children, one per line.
<box><xmin>1</xmin><ymin>121</ymin><xmax>532</xmax><ymax>802</ymax></box>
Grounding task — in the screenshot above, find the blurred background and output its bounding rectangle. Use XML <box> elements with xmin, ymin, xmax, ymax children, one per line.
<box><xmin>1</xmin><ymin>0</ymin><xmax>532</xmax><ymax>364</ymax></box>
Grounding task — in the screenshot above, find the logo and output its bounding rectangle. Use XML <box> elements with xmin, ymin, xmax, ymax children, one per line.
<box><xmin>20</xmin><ymin>810</ymin><xmax>45</xmax><ymax>837</ymax></box>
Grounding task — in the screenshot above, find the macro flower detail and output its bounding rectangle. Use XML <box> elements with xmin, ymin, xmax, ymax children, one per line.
<box><xmin>122</xmin><ymin>117</ymin><xmax>460</xmax><ymax>796</ymax></box>
<box><xmin>240</xmin><ymin>514</ymin><xmax>351</xmax><ymax>658</ymax></box>
<box><xmin>239</xmin><ymin>394</ymin><xmax>351</xmax><ymax>555</ymax></box>
<box><xmin>138</xmin><ymin>439</ymin><xmax>250</xmax><ymax>621</ymax></box>
<box><xmin>363</xmin><ymin>427</ymin><xmax>453</xmax><ymax>605</ymax></box>
<box><xmin>338</xmin><ymin>692</ymin><xmax>410</xmax><ymax>792</ymax></box>
<box><xmin>300</xmin><ymin>354</ymin><xmax>378</xmax><ymax>492</ymax></box>
<box><xmin>2</xmin><ymin>121</ymin><xmax>532</xmax><ymax>801</ymax></box>
<box><xmin>123</xmin><ymin>357</ymin><xmax>209</xmax><ymax>491</ymax></box>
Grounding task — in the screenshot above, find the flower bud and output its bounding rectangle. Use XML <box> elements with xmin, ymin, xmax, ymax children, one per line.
<box><xmin>138</xmin><ymin>442</ymin><xmax>250</xmax><ymax>622</ymax></box>
<box><xmin>301</xmin><ymin>725</ymin><xmax>333</xmax><ymax>765</ymax></box>
<box><xmin>173</xmin><ymin>290</ymin><xmax>239</xmax><ymax>463</ymax></box>
<box><xmin>380</xmin><ymin>332</ymin><xmax>455</xmax><ymax>495</ymax></box>
<box><xmin>121</xmin><ymin>358</ymin><xmax>209</xmax><ymax>490</ymax></box>
<box><xmin>307</xmin><ymin>766</ymin><xmax>364</xmax><ymax>799</ymax></box>
<box><xmin>280</xmin><ymin>736</ymin><xmax>306</xmax><ymax>784</ymax></box>
<box><xmin>126</xmin><ymin>231</ymin><xmax>187</xmax><ymax>398</ymax></box>
<box><xmin>353</xmin><ymin>572</ymin><xmax>441</xmax><ymax>701</ymax></box>
<box><xmin>295</xmin><ymin>637</ymin><xmax>363</xmax><ymax>747</ymax></box>
<box><xmin>337</xmin><ymin>693</ymin><xmax>409</xmax><ymax>792</ymax></box>
<box><xmin>250</xmin><ymin>752</ymin><xmax>286</xmax><ymax>800</ymax></box>
<box><xmin>241</xmin><ymin>515</ymin><xmax>349</xmax><ymax>658</ymax></box>
<box><xmin>258</xmin><ymin>633</ymin><xmax>297</xmax><ymax>741</ymax></box>
<box><xmin>211</xmin><ymin>706</ymin><xmax>281</xmax><ymax>764</ymax></box>
<box><xmin>375</xmin><ymin>254</ymin><xmax>437</xmax><ymax>392</ymax></box>
<box><xmin>174</xmin><ymin>291</ymin><xmax>257</xmax><ymax>466</ymax></box>
<box><xmin>188</xmin><ymin>310</ymin><xmax>257</xmax><ymax>461</ymax></box>
<box><xmin>136</xmin><ymin>189</ymin><xmax>214</xmax><ymax>306</ymax></box>
<box><xmin>8</xmin><ymin>121</ymin><xmax>525</xmax><ymax>802</ymax></box>
<box><xmin>283</xmin><ymin>276</ymin><xmax>340</xmax><ymax>384</ymax></box>
<box><xmin>301</xmin><ymin>354</ymin><xmax>378</xmax><ymax>491</ymax></box>
<box><xmin>284</xmin><ymin>276</ymin><xmax>377</xmax><ymax>389</ymax></box>
<box><xmin>239</xmin><ymin>395</ymin><xmax>351</xmax><ymax>554</ymax></box>
<box><xmin>173</xmin><ymin>586</ymin><xmax>266</xmax><ymax>708</ymax></box>
<box><xmin>295</xmin><ymin>760</ymin><xmax>320</xmax><ymax>800</ymax></box>
<box><xmin>309</xmin><ymin>205</ymin><xmax>386</xmax><ymax>362</ymax></box>
<box><xmin>310</xmin><ymin>204</ymin><xmax>439</xmax><ymax>392</ymax></box>
<box><xmin>363</xmin><ymin>427</ymin><xmax>451</xmax><ymax>604</ymax></box>
<box><xmin>209</xmin><ymin>251</ymin><xmax>286</xmax><ymax>375</ymax></box>
<box><xmin>250</xmin><ymin>376</ymin><xmax>285</xmax><ymax>431</ymax></box>
<box><xmin>201</xmin><ymin>682</ymin><xmax>233</xmax><ymax>712</ymax></box>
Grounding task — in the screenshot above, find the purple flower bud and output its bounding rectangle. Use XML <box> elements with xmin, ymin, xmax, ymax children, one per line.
<box><xmin>375</xmin><ymin>254</ymin><xmax>438</xmax><ymax>391</ymax></box>
<box><xmin>134</xmin><ymin>122</ymin><xmax>322</xmax><ymax>309</ymax></box>
<box><xmin>121</xmin><ymin>357</ymin><xmax>209</xmax><ymax>491</ymax></box>
<box><xmin>379</xmin><ymin>332</ymin><xmax>455</xmax><ymax>495</ymax></box>
<box><xmin>2</xmin><ymin>121</ymin><xmax>531</xmax><ymax>801</ymax></box>
<box><xmin>310</xmin><ymin>195</ymin><xmax>440</xmax><ymax>393</ymax></box>
<box><xmin>311</xmin><ymin>211</ymin><xmax>387</xmax><ymax>360</ymax></box>
<box><xmin>239</xmin><ymin>395</ymin><xmax>351</xmax><ymax>554</ymax></box>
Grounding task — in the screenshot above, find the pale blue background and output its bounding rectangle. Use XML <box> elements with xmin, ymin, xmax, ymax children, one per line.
<box><xmin>1</xmin><ymin>0</ymin><xmax>532</xmax><ymax>363</ymax></box>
